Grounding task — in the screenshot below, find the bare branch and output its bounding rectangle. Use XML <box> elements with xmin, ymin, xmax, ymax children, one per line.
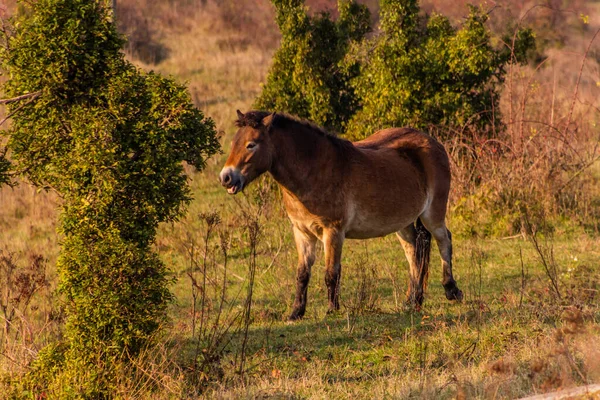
<box><xmin>0</xmin><ymin>93</ymin><xmax>40</xmax><ymax>127</ymax></box>
<box><xmin>0</xmin><ymin>91</ymin><xmax>41</xmax><ymax>105</ymax></box>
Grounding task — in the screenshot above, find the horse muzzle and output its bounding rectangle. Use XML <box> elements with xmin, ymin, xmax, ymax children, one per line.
<box><xmin>219</xmin><ymin>167</ymin><xmax>245</xmax><ymax>195</ymax></box>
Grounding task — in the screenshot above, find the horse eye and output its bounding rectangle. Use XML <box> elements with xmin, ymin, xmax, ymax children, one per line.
<box><xmin>246</xmin><ymin>142</ymin><xmax>257</xmax><ymax>150</ymax></box>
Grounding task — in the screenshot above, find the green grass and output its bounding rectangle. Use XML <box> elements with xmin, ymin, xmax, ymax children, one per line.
<box><xmin>148</xmin><ymin>156</ymin><xmax>600</xmax><ymax>398</ymax></box>
<box><xmin>2</xmin><ymin>120</ymin><xmax>597</xmax><ymax>398</ymax></box>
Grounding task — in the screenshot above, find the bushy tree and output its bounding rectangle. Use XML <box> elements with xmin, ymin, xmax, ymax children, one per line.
<box><xmin>0</xmin><ymin>0</ymin><xmax>219</xmax><ymax>396</ymax></box>
<box><xmin>257</xmin><ymin>0</ymin><xmax>534</xmax><ymax>139</ymax></box>
<box><xmin>255</xmin><ymin>0</ymin><xmax>370</xmax><ymax>132</ymax></box>
<box><xmin>346</xmin><ymin>1</ymin><xmax>534</xmax><ymax>139</ymax></box>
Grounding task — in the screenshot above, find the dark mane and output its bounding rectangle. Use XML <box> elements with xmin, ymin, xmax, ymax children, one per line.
<box><xmin>237</xmin><ymin>110</ymin><xmax>354</xmax><ymax>150</ymax></box>
<box><xmin>235</xmin><ymin>111</ymin><xmax>272</xmax><ymax>129</ymax></box>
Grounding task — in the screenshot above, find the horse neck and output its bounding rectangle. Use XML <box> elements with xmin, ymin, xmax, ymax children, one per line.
<box><xmin>268</xmin><ymin>124</ymin><xmax>344</xmax><ymax>197</ymax></box>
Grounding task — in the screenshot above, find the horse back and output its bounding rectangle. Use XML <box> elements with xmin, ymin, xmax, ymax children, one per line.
<box><xmin>353</xmin><ymin>127</ymin><xmax>450</xmax><ymax>183</ymax></box>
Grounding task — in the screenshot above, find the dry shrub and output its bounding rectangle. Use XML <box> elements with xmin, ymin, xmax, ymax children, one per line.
<box><xmin>0</xmin><ymin>251</ymin><xmax>58</xmax><ymax>381</ymax></box>
<box><xmin>489</xmin><ymin>358</ymin><xmax>515</xmax><ymax>375</ymax></box>
<box><xmin>168</xmin><ymin>206</ymin><xmax>273</xmax><ymax>394</ymax></box>
<box><xmin>426</xmin><ymin>3</ymin><xmax>598</xmax><ymax>237</ymax></box>
<box><xmin>181</xmin><ymin>212</ymin><xmax>239</xmax><ymax>391</ymax></box>
<box><xmin>113</xmin><ymin>336</ymin><xmax>188</xmax><ymax>399</ymax></box>
<box><xmin>116</xmin><ymin>0</ymin><xmax>171</xmax><ymax>64</ymax></box>
<box><xmin>522</xmin><ymin>212</ymin><xmax>562</xmax><ymax>299</ymax></box>
<box><xmin>0</xmin><ymin>252</ymin><xmax>47</xmax><ymax>338</ymax></box>
<box><xmin>579</xmin><ymin>332</ymin><xmax>600</xmax><ymax>382</ymax></box>
<box><xmin>447</xmin><ymin>9</ymin><xmax>600</xmax><ymax>236</ymax></box>
<box><xmin>480</xmin><ymin>307</ymin><xmax>600</xmax><ymax>398</ymax></box>
<box><xmin>524</xmin><ymin>308</ymin><xmax>597</xmax><ymax>393</ymax></box>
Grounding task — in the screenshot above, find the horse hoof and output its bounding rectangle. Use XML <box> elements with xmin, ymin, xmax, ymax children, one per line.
<box><xmin>405</xmin><ymin>299</ymin><xmax>423</xmax><ymax>312</ymax></box>
<box><xmin>445</xmin><ymin>287</ymin><xmax>463</xmax><ymax>302</ymax></box>
<box><xmin>406</xmin><ymin>290</ymin><xmax>424</xmax><ymax>311</ymax></box>
<box><xmin>288</xmin><ymin>314</ymin><xmax>303</xmax><ymax>321</ymax></box>
<box><xmin>288</xmin><ymin>309</ymin><xmax>304</xmax><ymax>321</ymax></box>
<box><xmin>407</xmin><ymin>303</ymin><xmax>422</xmax><ymax>312</ymax></box>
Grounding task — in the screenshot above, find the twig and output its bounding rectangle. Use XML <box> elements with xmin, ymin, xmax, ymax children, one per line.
<box><xmin>0</xmin><ymin>93</ymin><xmax>41</xmax><ymax>127</ymax></box>
<box><xmin>500</xmin><ymin>234</ymin><xmax>522</xmax><ymax>240</ymax></box>
<box><xmin>523</xmin><ymin>213</ymin><xmax>561</xmax><ymax>299</ymax></box>
<box><xmin>238</xmin><ymin>219</ymin><xmax>259</xmax><ymax>376</ymax></box>
<box><xmin>0</xmin><ymin>350</ymin><xmax>20</xmax><ymax>366</ymax></box>
<box><xmin>261</xmin><ymin>238</ymin><xmax>283</xmax><ymax>276</ymax></box>
<box><xmin>0</xmin><ymin>91</ymin><xmax>41</xmax><ymax>104</ymax></box>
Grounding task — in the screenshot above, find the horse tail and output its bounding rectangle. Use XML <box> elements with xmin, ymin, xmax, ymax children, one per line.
<box><xmin>415</xmin><ymin>217</ymin><xmax>432</xmax><ymax>293</ymax></box>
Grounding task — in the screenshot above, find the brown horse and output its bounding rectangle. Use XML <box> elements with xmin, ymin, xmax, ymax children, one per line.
<box><xmin>219</xmin><ymin>110</ymin><xmax>463</xmax><ymax>320</ymax></box>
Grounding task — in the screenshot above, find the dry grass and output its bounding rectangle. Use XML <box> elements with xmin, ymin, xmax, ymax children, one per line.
<box><xmin>0</xmin><ymin>184</ymin><xmax>59</xmax><ymax>265</ymax></box>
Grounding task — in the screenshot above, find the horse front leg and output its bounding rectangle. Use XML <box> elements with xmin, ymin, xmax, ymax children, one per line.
<box><xmin>323</xmin><ymin>229</ymin><xmax>344</xmax><ymax>313</ymax></box>
<box><xmin>396</xmin><ymin>224</ymin><xmax>425</xmax><ymax>308</ymax></box>
<box><xmin>289</xmin><ymin>226</ymin><xmax>317</xmax><ymax>321</ymax></box>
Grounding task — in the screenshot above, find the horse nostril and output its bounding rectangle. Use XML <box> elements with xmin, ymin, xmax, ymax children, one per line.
<box><xmin>223</xmin><ymin>173</ymin><xmax>232</xmax><ymax>185</ymax></box>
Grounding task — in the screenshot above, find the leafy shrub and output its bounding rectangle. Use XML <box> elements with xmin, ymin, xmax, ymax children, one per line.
<box><xmin>346</xmin><ymin>1</ymin><xmax>534</xmax><ymax>139</ymax></box>
<box><xmin>255</xmin><ymin>0</ymin><xmax>370</xmax><ymax>132</ymax></box>
<box><xmin>0</xmin><ymin>0</ymin><xmax>219</xmax><ymax>396</ymax></box>
<box><xmin>257</xmin><ymin>0</ymin><xmax>534</xmax><ymax>139</ymax></box>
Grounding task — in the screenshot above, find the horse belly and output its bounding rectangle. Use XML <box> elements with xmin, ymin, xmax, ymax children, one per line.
<box><xmin>344</xmin><ymin>158</ymin><xmax>427</xmax><ymax>239</ymax></box>
<box><xmin>344</xmin><ymin>200</ymin><xmax>421</xmax><ymax>239</ymax></box>
<box><xmin>345</xmin><ymin>213</ymin><xmax>413</xmax><ymax>239</ymax></box>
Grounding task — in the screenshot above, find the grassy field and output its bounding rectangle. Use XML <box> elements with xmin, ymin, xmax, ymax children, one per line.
<box><xmin>146</xmin><ymin>157</ymin><xmax>600</xmax><ymax>398</ymax></box>
<box><xmin>1</xmin><ymin>0</ymin><xmax>600</xmax><ymax>398</ymax></box>
<box><xmin>141</xmin><ymin>136</ymin><xmax>600</xmax><ymax>398</ymax></box>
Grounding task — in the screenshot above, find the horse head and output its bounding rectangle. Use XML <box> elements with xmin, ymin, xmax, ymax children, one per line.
<box><xmin>219</xmin><ymin>110</ymin><xmax>274</xmax><ymax>194</ymax></box>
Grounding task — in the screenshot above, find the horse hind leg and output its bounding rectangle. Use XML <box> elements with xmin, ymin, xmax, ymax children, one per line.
<box><xmin>419</xmin><ymin>215</ymin><xmax>463</xmax><ymax>301</ymax></box>
<box><xmin>441</xmin><ymin>229</ymin><xmax>463</xmax><ymax>300</ymax></box>
<box><xmin>323</xmin><ymin>229</ymin><xmax>344</xmax><ymax>314</ymax></box>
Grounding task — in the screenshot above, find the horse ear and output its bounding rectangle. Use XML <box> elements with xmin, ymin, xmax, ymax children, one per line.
<box><xmin>235</xmin><ymin>110</ymin><xmax>246</xmax><ymax>127</ymax></box>
<box><xmin>262</xmin><ymin>112</ymin><xmax>275</xmax><ymax>128</ymax></box>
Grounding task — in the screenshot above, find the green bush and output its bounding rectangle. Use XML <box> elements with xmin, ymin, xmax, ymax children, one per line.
<box><xmin>257</xmin><ymin>0</ymin><xmax>534</xmax><ymax>139</ymax></box>
<box><xmin>255</xmin><ymin>0</ymin><xmax>370</xmax><ymax>132</ymax></box>
<box><xmin>1</xmin><ymin>0</ymin><xmax>219</xmax><ymax>396</ymax></box>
